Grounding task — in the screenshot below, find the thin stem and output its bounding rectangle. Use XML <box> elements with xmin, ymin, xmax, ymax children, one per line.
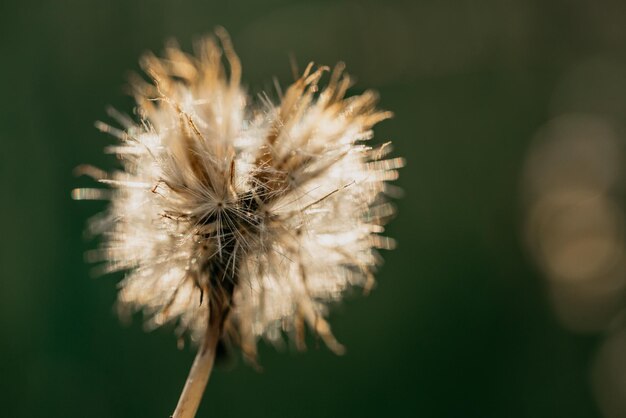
<box><xmin>172</xmin><ymin>318</ymin><xmax>220</xmax><ymax>418</ymax></box>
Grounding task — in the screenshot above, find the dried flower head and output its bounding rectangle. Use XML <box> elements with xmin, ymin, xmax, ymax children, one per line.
<box><xmin>75</xmin><ymin>29</ymin><xmax>402</xmax><ymax>417</ymax></box>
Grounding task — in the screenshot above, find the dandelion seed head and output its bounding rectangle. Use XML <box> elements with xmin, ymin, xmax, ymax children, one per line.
<box><xmin>75</xmin><ymin>31</ymin><xmax>402</xmax><ymax>361</ymax></box>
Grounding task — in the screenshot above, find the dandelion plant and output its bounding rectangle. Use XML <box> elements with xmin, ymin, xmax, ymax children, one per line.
<box><xmin>74</xmin><ymin>28</ymin><xmax>402</xmax><ymax>418</ymax></box>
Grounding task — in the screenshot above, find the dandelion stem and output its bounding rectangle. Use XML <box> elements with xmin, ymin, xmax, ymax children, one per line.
<box><xmin>172</xmin><ymin>317</ymin><xmax>220</xmax><ymax>418</ymax></box>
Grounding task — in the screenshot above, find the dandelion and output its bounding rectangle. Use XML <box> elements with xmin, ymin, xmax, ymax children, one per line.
<box><xmin>74</xmin><ymin>28</ymin><xmax>402</xmax><ymax>418</ymax></box>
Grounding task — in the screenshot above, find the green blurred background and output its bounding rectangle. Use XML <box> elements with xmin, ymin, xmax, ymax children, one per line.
<box><xmin>3</xmin><ymin>0</ymin><xmax>626</xmax><ymax>417</ymax></box>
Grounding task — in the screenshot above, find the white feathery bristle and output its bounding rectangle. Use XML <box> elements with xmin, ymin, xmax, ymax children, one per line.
<box><xmin>77</xmin><ymin>33</ymin><xmax>401</xmax><ymax>359</ymax></box>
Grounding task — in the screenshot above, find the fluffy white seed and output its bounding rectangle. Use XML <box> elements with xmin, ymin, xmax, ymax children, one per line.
<box><xmin>75</xmin><ymin>32</ymin><xmax>402</xmax><ymax>361</ymax></box>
